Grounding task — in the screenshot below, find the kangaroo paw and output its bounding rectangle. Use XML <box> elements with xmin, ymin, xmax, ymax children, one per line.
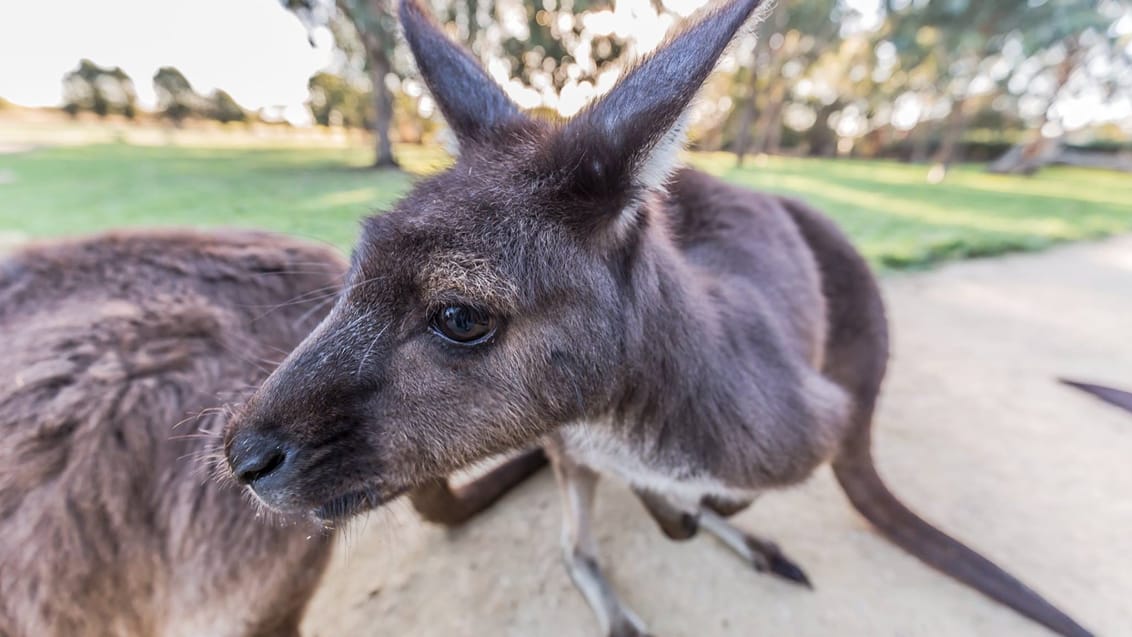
<box><xmin>746</xmin><ymin>537</ymin><xmax>812</xmax><ymax>588</ymax></box>
<box><xmin>609</xmin><ymin>613</ymin><xmax>653</xmax><ymax>637</ymax></box>
<box><xmin>698</xmin><ymin>508</ymin><xmax>814</xmax><ymax>589</ymax></box>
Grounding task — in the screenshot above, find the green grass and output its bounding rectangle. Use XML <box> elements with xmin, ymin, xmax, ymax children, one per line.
<box><xmin>691</xmin><ymin>152</ymin><xmax>1132</xmax><ymax>269</ymax></box>
<box><xmin>2</xmin><ymin>143</ymin><xmax>1130</xmax><ymax>270</ymax></box>
<box><xmin>0</xmin><ymin>144</ymin><xmax>434</xmax><ymax>250</ymax></box>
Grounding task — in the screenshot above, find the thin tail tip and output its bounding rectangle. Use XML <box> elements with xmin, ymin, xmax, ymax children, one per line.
<box><xmin>833</xmin><ymin>449</ymin><xmax>1095</xmax><ymax>637</ymax></box>
<box><xmin>1050</xmin><ymin>617</ymin><xmax>1095</xmax><ymax>637</ymax></box>
<box><xmin>1058</xmin><ymin>377</ymin><xmax>1132</xmax><ymax>414</ymax></box>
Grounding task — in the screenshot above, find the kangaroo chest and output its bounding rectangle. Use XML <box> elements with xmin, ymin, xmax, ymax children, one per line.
<box><xmin>556</xmin><ymin>422</ymin><xmax>757</xmax><ymax>507</ymax></box>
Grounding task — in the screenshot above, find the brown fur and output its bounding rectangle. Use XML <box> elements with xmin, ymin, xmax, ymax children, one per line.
<box><xmin>0</xmin><ymin>228</ymin><xmax>543</xmax><ymax>636</ymax></box>
<box><xmin>222</xmin><ymin>1</ymin><xmax>1092</xmax><ymax>635</ymax></box>
<box><xmin>0</xmin><ymin>229</ymin><xmax>342</xmax><ymax>636</ymax></box>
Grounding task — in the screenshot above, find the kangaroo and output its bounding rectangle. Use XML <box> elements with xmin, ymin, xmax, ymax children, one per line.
<box><xmin>1061</xmin><ymin>379</ymin><xmax>1132</xmax><ymax>415</ymax></box>
<box><xmin>0</xmin><ymin>228</ymin><xmax>542</xmax><ymax>637</ymax></box>
<box><xmin>222</xmin><ymin>1</ymin><xmax>1093</xmax><ymax>635</ymax></box>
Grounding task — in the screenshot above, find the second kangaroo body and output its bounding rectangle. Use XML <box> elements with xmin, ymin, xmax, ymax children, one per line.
<box><xmin>0</xmin><ymin>229</ymin><xmax>541</xmax><ymax>636</ymax></box>
<box><xmin>223</xmin><ymin>0</ymin><xmax>1093</xmax><ymax>635</ymax></box>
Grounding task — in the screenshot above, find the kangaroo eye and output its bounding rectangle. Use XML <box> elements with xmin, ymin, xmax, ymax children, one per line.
<box><xmin>431</xmin><ymin>305</ymin><xmax>496</xmax><ymax>344</ymax></box>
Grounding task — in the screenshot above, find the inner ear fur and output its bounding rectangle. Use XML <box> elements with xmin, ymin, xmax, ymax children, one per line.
<box><xmin>541</xmin><ymin>0</ymin><xmax>768</xmax><ymax>240</ymax></box>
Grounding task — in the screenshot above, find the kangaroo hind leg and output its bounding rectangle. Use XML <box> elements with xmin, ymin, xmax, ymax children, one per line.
<box><xmin>554</xmin><ymin>458</ymin><xmax>651</xmax><ymax>637</ymax></box>
<box><xmin>633</xmin><ymin>488</ymin><xmax>811</xmax><ymax>587</ymax></box>
<box><xmin>697</xmin><ymin>506</ymin><xmax>812</xmax><ymax>588</ymax></box>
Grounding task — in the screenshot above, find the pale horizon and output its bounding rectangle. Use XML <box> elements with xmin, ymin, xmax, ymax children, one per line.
<box><xmin>0</xmin><ymin>0</ymin><xmax>334</xmax><ymax>123</ymax></box>
<box><xmin>2</xmin><ymin>0</ymin><xmax>1129</xmax><ymax>134</ymax></box>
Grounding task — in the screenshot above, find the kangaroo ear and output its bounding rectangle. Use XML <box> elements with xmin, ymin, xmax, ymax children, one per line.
<box><xmin>550</xmin><ymin>0</ymin><xmax>766</xmax><ymax>199</ymax></box>
<box><xmin>399</xmin><ymin>0</ymin><xmax>524</xmax><ymax>147</ymax></box>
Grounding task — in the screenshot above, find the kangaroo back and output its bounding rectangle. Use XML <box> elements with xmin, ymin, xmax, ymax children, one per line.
<box><xmin>783</xmin><ymin>199</ymin><xmax>1093</xmax><ymax>637</ymax></box>
<box><xmin>0</xmin><ymin>230</ymin><xmax>343</xmax><ymax>637</ymax></box>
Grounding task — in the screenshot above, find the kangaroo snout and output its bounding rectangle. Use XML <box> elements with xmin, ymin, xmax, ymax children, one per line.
<box><xmin>226</xmin><ymin>426</ymin><xmax>302</xmax><ymax>509</ymax></box>
<box><xmin>221</xmin><ymin>344</ymin><xmax>394</xmax><ymax>520</ymax></box>
<box><xmin>228</xmin><ymin>428</ymin><xmax>291</xmax><ymax>486</ymax></box>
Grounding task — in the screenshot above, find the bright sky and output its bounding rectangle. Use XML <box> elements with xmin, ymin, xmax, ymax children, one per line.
<box><xmin>0</xmin><ymin>0</ymin><xmax>333</xmax><ymax>118</ymax></box>
<box><xmin>1</xmin><ymin>0</ymin><xmax>1127</xmax><ymax>132</ymax></box>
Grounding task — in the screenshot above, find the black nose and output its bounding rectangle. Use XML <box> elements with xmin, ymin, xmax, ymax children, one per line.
<box><xmin>229</xmin><ymin>431</ymin><xmax>290</xmax><ymax>486</ymax></box>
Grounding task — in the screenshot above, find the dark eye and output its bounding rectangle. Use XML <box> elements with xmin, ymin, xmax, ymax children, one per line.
<box><xmin>431</xmin><ymin>305</ymin><xmax>496</xmax><ymax>344</ymax></box>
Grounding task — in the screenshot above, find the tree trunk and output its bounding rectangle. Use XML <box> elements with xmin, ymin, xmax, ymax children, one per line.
<box><xmin>932</xmin><ymin>95</ymin><xmax>968</xmax><ymax>168</ymax></box>
<box><xmin>987</xmin><ymin>40</ymin><xmax>1081</xmax><ymax>176</ymax></box>
<box><xmin>805</xmin><ymin>100</ymin><xmax>841</xmax><ymax>157</ymax></box>
<box><xmin>341</xmin><ymin>0</ymin><xmax>399</xmax><ymax>169</ymax></box>
<box><xmin>733</xmin><ymin>64</ymin><xmax>759</xmax><ymax>167</ymax></box>
<box><xmin>909</xmin><ymin>121</ymin><xmax>932</xmax><ymax>163</ymax></box>
<box><xmin>369</xmin><ymin>50</ymin><xmax>398</xmax><ymax>169</ymax></box>
<box><xmin>466</xmin><ymin>0</ymin><xmax>479</xmax><ymax>46</ymax></box>
<box><xmin>986</xmin><ymin>137</ymin><xmax>1062</xmax><ymax>175</ymax></box>
<box><xmin>750</xmin><ymin>80</ymin><xmax>786</xmax><ymax>155</ymax></box>
<box><xmin>765</xmin><ymin>102</ymin><xmax>784</xmax><ymax>155</ymax></box>
<box><xmin>734</xmin><ymin>0</ymin><xmax>790</xmax><ymax>166</ymax></box>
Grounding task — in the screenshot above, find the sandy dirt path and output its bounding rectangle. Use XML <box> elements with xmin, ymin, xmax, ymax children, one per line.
<box><xmin>303</xmin><ymin>236</ymin><xmax>1132</xmax><ymax>637</ymax></box>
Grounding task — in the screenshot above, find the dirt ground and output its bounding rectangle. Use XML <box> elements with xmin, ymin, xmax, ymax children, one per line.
<box><xmin>303</xmin><ymin>236</ymin><xmax>1132</xmax><ymax>637</ymax></box>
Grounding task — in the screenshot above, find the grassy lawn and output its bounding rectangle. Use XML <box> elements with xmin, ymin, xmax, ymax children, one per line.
<box><xmin>2</xmin><ymin>142</ymin><xmax>1130</xmax><ymax>270</ymax></box>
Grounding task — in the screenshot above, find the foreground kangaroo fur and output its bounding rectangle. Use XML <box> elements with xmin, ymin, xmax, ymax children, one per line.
<box><xmin>223</xmin><ymin>1</ymin><xmax>1092</xmax><ymax>635</ymax></box>
<box><xmin>0</xmin><ymin>229</ymin><xmax>542</xmax><ymax>636</ymax></box>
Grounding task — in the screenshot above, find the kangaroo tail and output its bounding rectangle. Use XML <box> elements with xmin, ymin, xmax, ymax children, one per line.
<box><xmin>832</xmin><ymin>431</ymin><xmax>1092</xmax><ymax>637</ymax></box>
<box><xmin>1060</xmin><ymin>378</ymin><xmax>1132</xmax><ymax>415</ymax></box>
<box><xmin>408</xmin><ymin>447</ymin><xmax>548</xmax><ymax>526</ymax></box>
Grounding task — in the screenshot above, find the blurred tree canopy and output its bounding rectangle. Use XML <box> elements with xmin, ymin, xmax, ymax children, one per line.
<box><xmin>208</xmin><ymin>89</ymin><xmax>248</xmax><ymax>124</ymax></box>
<box><xmin>288</xmin><ymin>0</ymin><xmax>1131</xmax><ymax>173</ymax></box>
<box><xmin>153</xmin><ymin>66</ymin><xmax>201</xmax><ymax>126</ymax></box>
<box><xmin>283</xmin><ymin>0</ymin><xmax>642</xmax><ymax>166</ymax></box>
<box><xmin>56</xmin><ymin>59</ymin><xmax>251</xmax><ymax>126</ymax></box>
<box><xmin>150</xmin><ymin>67</ymin><xmax>250</xmax><ymax>126</ymax></box>
<box><xmin>308</xmin><ymin>71</ymin><xmax>371</xmax><ymax>127</ymax></box>
<box><xmin>57</xmin><ymin>61</ymin><xmax>247</xmax><ymax>126</ymax></box>
<box><xmin>62</xmin><ymin>59</ymin><xmax>138</xmax><ymax>119</ymax></box>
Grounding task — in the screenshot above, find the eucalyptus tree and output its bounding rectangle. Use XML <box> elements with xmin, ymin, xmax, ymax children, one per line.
<box><xmin>730</xmin><ymin>0</ymin><xmax>848</xmax><ymax>163</ymax></box>
<box><xmin>987</xmin><ymin>0</ymin><xmax>1125</xmax><ymax>173</ymax></box>
<box><xmin>285</xmin><ymin>0</ymin><xmax>400</xmax><ymax>167</ymax></box>
<box><xmin>883</xmin><ymin>0</ymin><xmax>1108</xmax><ymax>169</ymax></box>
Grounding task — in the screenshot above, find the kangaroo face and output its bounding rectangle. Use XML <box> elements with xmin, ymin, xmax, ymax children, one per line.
<box><xmin>224</xmin><ymin>0</ymin><xmax>753</xmax><ymax>519</ymax></box>
<box><xmin>224</xmin><ymin>137</ymin><xmax>631</xmax><ymax>518</ymax></box>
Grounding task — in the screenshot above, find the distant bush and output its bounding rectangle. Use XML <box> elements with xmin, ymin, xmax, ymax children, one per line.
<box><xmin>153</xmin><ymin>66</ymin><xmax>203</xmax><ymax>126</ymax></box>
<box><xmin>307</xmin><ymin>72</ymin><xmax>371</xmax><ymax>129</ymax></box>
<box><xmin>208</xmin><ymin>90</ymin><xmax>247</xmax><ymax>124</ymax></box>
<box><xmin>1066</xmin><ymin>141</ymin><xmax>1132</xmax><ymax>155</ymax></box>
<box><xmin>62</xmin><ymin>59</ymin><xmax>138</xmax><ymax>119</ymax></box>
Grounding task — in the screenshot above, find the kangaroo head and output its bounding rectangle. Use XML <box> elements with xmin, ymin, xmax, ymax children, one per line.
<box><xmin>224</xmin><ymin>0</ymin><xmax>766</xmax><ymax>520</ymax></box>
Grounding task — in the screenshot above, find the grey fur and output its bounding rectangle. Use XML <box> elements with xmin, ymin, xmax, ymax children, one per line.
<box><xmin>223</xmin><ymin>1</ymin><xmax>1093</xmax><ymax>635</ymax></box>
